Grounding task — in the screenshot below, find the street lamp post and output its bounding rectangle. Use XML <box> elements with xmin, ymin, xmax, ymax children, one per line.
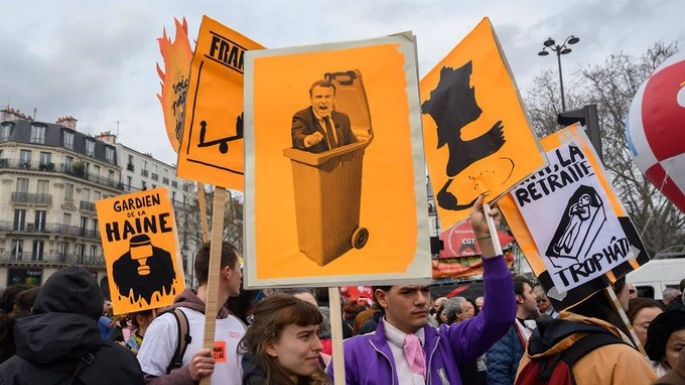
<box><xmin>538</xmin><ymin>35</ymin><xmax>580</xmax><ymax>112</ymax></box>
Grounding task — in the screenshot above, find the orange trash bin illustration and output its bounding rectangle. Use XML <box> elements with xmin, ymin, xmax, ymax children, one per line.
<box><xmin>283</xmin><ymin>70</ymin><xmax>373</xmax><ymax>266</ymax></box>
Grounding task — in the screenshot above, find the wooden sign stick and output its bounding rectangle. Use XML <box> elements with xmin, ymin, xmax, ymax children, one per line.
<box><xmin>200</xmin><ymin>187</ymin><xmax>226</xmax><ymax>385</ymax></box>
<box><xmin>604</xmin><ymin>286</ymin><xmax>647</xmax><ymax>356</ymax></box>
<box><xmin>197</xmin><ymin>183</ymin><xmax>210</xmax><ymax>244</ymax></box>
<box><xmin>484</xmin><ymin>203</ymin><xmax>504</xmax><ymax>256</ymax></box>
<box><xmin>328</xmin><ymin>287</ymin><xmax>346</xmax><ymax>385</ymax></box>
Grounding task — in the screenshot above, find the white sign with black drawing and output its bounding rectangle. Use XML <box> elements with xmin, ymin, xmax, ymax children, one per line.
<box><xmin>513</xmin><ymin>141</ymin><xmax>638</xmax><ymax>292</ymax></box>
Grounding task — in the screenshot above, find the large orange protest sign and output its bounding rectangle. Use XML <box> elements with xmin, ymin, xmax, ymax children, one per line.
<box><xmin>156</xmin><ymin>18</ymin><xmax>193</xmax><ymax>153</ymax></box>
<box><xmin>176</xmin><ymin>16</ymin><xmax>263</xmax><ymax>189</ymax></box>
<box><xmin>97</xmin><ymin>188</ymin><xmax>185</xmax><ymax>315</ymax></box>
<box><xmin>499</xmin><ymin>124</ymin><xmax>649</xmax><ymax>310</ymax></box>
<box><xmin>243</xmin><ymin>33</ymin><xmax>431</xmax><ymax>288</ymax></box>
<box><xmin>420</xmin><ymin>18</ymin><xmax>545</xmax><ymax>229</ymax></box>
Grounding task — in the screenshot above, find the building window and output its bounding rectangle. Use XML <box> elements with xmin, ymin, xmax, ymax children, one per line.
<box><xmin>58</xmin><ymin>242</ymin><xmax>68</xmax><ymax>259</ymax></box>
<box><xmin>39</xmin><ymin>152</ymin><xmax>52</xmax><ymax>170</ymax></box>
<box><xmin>20</xmin><ymin>150</ymin><xmax>31</xmax><ymax>168</ymax></box>
<box><xmin>16</xmin><ymin>178</ymin><xmax>29</xmax><ymax>192</ymax></box>
<box><xmin>90</xmin><ymin>245</ymin><xmax>97</xmax><ymax>261</ymax></box>
<box><xmin>35</xmin><ymin>210</ymin><xmax>47</xmax><ymax>231</ymax></box>
<box><xmin>63</xmin><ymin>213</ymin><xmax>72</xmax><ymax>226</ymax></box>
<box><xmin>32</xmin><ymin>240</ymin><xmax>44</xmax><ymax>261</ymax></box>
<box><xmin>94</xmin><ymin>191</ymin><xmax>101</xmax><ymax>201</ymax></box>
<box><xmin>127</xmin><ymin>176</ymin><xmax>133</xmax><ymax>191</ymax></box>
<box><xmin>172</xmin><ymin>181</ymin><xmax>178</xmax><ymax>188</ymax></box>
<box><xmin>30</xmin><ymin>124</ymin><xmax>46</xmax><ymax>144</ymax></box>
<box><xmin>85</xmin><ymin>139</ymin><xmax>95</xmax><ymax>157</ymax></box>
<box><xmin>162</xmin><ymin>177</ymin><xmax>170</xmax><ymax>185</ymax></box>
<box><xmin>65</xmin><ymin>183</ymin><xmax>74</xmax><ymax>202</ymax></box>
<box><xmin>78</xmin><ymin>244</ymin><xmax>85</xmax><ymax>264</ymax></box>
<box><xmin>13</xmin><ymin>209</ymin><xmax>26</xmax><ymax>231</ymax></box>
<box><xmin>93</xmin><ymin>165</ymin><xmax>100</xmax><ymax>177</ymax></box>
<box><xmin>11</xmin><ymin>240</ymin><xmax>23</xmax><ymax>261</ymax></box>
<box><xmin>92</xmin><ymin>218</ymin><xmax>98</xmax><ymax>237</ymax></box>
<box><xmin>105</xmin><ymin>147</ymin><xmax>115</xmax><ymax>164</ymax></box>
<box><xmin>80</xmin><ymin>216</ymin><xmax>88</xmax><ymax>236</ymax></box>
<box><xmin>82</xmin><ymin>188</ymin><xmax>91</xmax><ymax>202</ymax></box>
<box><xmin>63</xmin><ymin>131</ymin><xmax>74</xmax><ymax>149</ymax></box>
<box><xmin>108</xmin><ymin>169</ymin><xmax>114</xmax><ymax>182</ymax></box>
<box><xmin>151</xmin><ymin>172</ymin><xmax>159</xmax><ymax>181</ymax></box>
<box><xmin>0</xmin><ymin>122</ymin><xmax>12</xmax><ymax>141</ymax></box>
<box><xmin>37</xmin><ymin>179</ymin><xmax>49</xmax><ymax>195</ymax></box>
<box><xmin>141</xmin><ymin>181</ymin><xmax>147</xmax><ymax>190</ymax></box>
<box><xmin>65</xmin><ymin>156</ymin><xmax>73</xmax><ymax>172</ymax></box>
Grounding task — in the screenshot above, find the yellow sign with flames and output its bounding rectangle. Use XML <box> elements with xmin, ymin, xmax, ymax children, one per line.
<box><xmin>97</xmin><ymin>188</ymin><xmax>185</xmax><ymax>315</ymax></box>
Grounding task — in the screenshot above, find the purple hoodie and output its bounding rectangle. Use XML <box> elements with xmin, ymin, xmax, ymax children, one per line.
<box><xmin>329</xmin><ymin>256</ymin><xmax>516</xmax><ymax>385</ymax></box>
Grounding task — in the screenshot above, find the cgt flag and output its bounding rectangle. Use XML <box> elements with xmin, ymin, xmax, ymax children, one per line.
<box><xmin>420</xmin><ymin>17</ymin><xmax>545</xmax><ymax>229</ymax></box>
<box><xmin>499</xmin><ymin>124</ymin><xmax>650</xmax><ymax>311</ymax></box>
<box><xmin>97</xmin><ymin>188</ymin><xmax>185</xmax><ymax>315</ymax></box>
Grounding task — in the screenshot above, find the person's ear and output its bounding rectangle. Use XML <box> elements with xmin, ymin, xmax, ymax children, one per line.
<box><xmin>375</xmin><ymin>289</ymin><xmax>389</xmax><ymax>309</ymax></box>
<box><xmin>266</xmin><ymin>342</ymin><xmax>278</xmax><ymax>358</ymax></box>
<box><xmin>515</xmin><ymin>294</ymin><xmax>524</xmax><ymax>305</ymax></box>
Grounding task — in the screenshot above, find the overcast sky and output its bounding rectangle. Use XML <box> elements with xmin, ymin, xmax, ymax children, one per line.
<box><xmin>1</xmin><ymin>0</ymin><xmax>682</xmax><ymax>165</ymax></box>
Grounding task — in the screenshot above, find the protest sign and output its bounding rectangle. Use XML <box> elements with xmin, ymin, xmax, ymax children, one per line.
<box><xmin>499</xmin><ymin>124</ymin><xmax>649</xmax><ymax>309</ymax></box>
<box><xmin>420</xmin><ymin>17</ymin><xmax>545</xmax><ymax>230</ymax></box>
<box><xmin>156</xmin><ymin>18</ymin><xmax>193</xmax><ymax>152</ymax></box>
<box><xmin>176</xmin><ymin>16</ymin><xmax>263</xmax><ymax>190</ymax></box>
<box><xmin>243</xmin><ymin>33</ymin><xmax>431</xmax><ymax>288</ymax></box>
<box><xmin>97</xmin><ymin>188</ymin><xmax>185</xmax><ymax>315</ymax></box>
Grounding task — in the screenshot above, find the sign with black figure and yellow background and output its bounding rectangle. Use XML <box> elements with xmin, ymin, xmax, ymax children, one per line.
<box><xmin>176</xmin><ymin>16</ymin><xmax>263</xmax><ymax>190</ymax></box>
<box><xmin>420</xmin><ymin>18</ymin><xmax>546</xmax><ymax>229</ymax></box>
<box><xmin>97</xmin><ymin>188</ymin><xmax>185</xmax><ymax>315</ymax></box>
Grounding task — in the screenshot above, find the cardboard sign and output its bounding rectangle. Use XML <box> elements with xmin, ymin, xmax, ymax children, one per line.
<box><xmin>243</xmin><ymin>33</ymin><xmax>431</xmax><ymax>288</ymax></box>
<box><xmin>176</xmin><ymin>16</ymin><xmax>264</xmax><ymax>190</ymax></box>
<box><xmin>499</xmin><ymin>124</ymin><xmax>649</xmax><ymax>309</ymax></box>
<box><xmin>420</xmin><ymin>18</ymin><xmax>545</xmax><ymax>229</ymax></box>
<box><xmin>97</xmin><ymin>188</ymin><xmax>185</xmax><ymax>315</ymax></box>
<box><xmin>156</xmin><ymin>18</ymin><xmax>193</xmax><ymax>152</ymax></box>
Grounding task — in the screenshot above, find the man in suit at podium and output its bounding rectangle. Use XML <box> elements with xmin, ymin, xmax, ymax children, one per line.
<box><xmin>291</xmin><ymin>80</ymin><xmax>356</xmax><ymax>153</ymax></box>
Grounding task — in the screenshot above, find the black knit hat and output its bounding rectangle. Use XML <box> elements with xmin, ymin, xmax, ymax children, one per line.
<box><xmin>32</xmin><ymin>265</ymin><xmax>104</xmax><ymax>320</ymax></box>
<box><xmin>645</xmin><ymin>309</ymin><xmax>685</xmax><ymax>361</ymax></box>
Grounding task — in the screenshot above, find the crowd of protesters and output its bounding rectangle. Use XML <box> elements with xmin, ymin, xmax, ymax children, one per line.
<box><xmin>0</xmin><ymin>198</ymin><xmax>683</xmax><ymax>385</ymax></box>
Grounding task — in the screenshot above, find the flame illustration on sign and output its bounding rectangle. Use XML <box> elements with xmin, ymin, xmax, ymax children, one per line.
<box><xmin>156</xmin><ymin>18</ymin><xmax>194</xmax><ymax>152</ymax></box>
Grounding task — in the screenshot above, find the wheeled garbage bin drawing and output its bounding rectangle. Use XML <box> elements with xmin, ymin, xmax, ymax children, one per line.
<box><xmin>283</xmin><ymin>70</ymin><xmax>373</xmax><ymax>266</ymax></box>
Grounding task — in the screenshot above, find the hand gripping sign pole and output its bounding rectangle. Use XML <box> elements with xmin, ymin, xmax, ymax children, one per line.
<box><xmin>484</xmin><ymin>202</ymin><xmax>504</xmax><ymax>256</ymax></box>
<box><xmin>200</xmin><ymin>187</ymin><xmax>226</xmax><ymax>385</ymax></box>
<box><xmin>328</xmin><ymin>287</ymin><xmax>346</xmax><ymax>384</ymax></box>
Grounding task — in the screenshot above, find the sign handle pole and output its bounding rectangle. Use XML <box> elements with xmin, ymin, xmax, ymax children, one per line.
<box><xmin>483</xmin><ymin>203</ymin><xmax>503</xmax><ymax>256</ymax></box>
<box><xmin>197</xmin><ymin>183</ymin><xmax>211</xmax><ymax>244</ymax></box>
<box><xmin>199</xmin><ymin>187</ymin><xmax>226</xmax><ymax>385</ymax></box>
<box><xmin>603</xmin><ymin>286</ymin><xmax>647</xmax><ymax>356</ymax></box>
<box><xmin>328</xmin><ymin>287</ymin><xmax>346</xmax><ymax>385</ymax></box>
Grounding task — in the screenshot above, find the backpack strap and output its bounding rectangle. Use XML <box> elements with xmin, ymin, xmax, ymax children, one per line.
<box><xmin>165</xmin><ymin>308</ymin><xmax>192</xmax><ymax>374</ymax></box>
<box><xmin>68</xmin><ymin>351</ymin><xmax>97</xmax><ymax>385</ymax></box>
<box><xmin>560</xmin><ymin>332</ymin><xmax>625</xmax><ymax>369</ymax></box>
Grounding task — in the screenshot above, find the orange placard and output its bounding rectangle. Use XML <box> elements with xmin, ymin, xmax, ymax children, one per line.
<box><xmin>499</xmin><ymin>124</ymin><xmax>649</xmax><ymax>309</ymax></box>
<box><xmin>244</xmin><ymin>33</ymin><xmax>431</xmax><ymax>287</ymax></box>
<box><xmin>420</xmin><ymin>18</ymin><xmax>545</xmax><ymax>229</ymax></box>
<box><xmin>176</xmin><ymin>16</ymin><xmax>264</xmax><ymax>190</ymax></box>
<box><xmin>212</xmin><ymin>341</ymin><xmax>227</xmax><ymax>363</ymax></box>
<box><xmin>97</xmin><ymin>188</ymin><xmax>185</xmax><ymax>315</ymax></box>
<box><xmin>156</xmin><ymin>18</ymin><xmax>193</xmax><ymax>153</ymax></box>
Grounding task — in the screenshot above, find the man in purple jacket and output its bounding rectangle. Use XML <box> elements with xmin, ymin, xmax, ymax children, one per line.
<box><xmin>329</xmin><ymin>196</ymin><xmax>516</xmax><ymax>385</ymax></box>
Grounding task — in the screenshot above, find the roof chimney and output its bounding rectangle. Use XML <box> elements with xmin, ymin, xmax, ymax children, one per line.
<box><xmin>56</xmin><ymin>116</ymin><xmax>78</xmax><ymax>130</ymax></box>
<box><xmin>1</xmin><ymin>107</ymin><xmax>32</xmax><ymax>122</ymax></box>
<box><xmin>96</xmin><ymin>131</ymin><xmax>117</xmax><ymax>144</ymax></box>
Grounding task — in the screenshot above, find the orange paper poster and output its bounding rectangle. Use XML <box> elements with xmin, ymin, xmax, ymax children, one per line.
<box><xmin>96</xmin><ymin>188</ymin><xmax>185</xmax><ymax>315</ymax></box>
<box><xmin>176</xmin><ymin>16</ymin><xmax>263</xmax><ymax>190</ymax></box>
<box><xmin>243</xmin><ymin>33</ymin><xmax>431</xmax><ymax>288</ymax></box>
<box><xmin>156</xmin><ymin>18</ymin><xmax>193</xmax><ymax>152</ymax></box>
<box><xmin>499</xmin><ymin>124</ymin><xmax>649</xmax><ymax>310</ymax></box>
<box><xmin>420</xmin><ymin>18</ymin><xmax>545</xmax><ymax>229</ymax></box>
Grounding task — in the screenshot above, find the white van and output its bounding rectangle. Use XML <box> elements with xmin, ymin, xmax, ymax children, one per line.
<box><xmin>627</xmin><ymin>250</ymin><xmax>685</xmax><ymax>300</ymax></box>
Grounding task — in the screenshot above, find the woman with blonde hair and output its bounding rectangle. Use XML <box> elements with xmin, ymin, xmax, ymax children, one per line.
<box><xmin>241</xmin><ymin>294</ymin><xmax>329</xmax><ymax>385</ymax></box>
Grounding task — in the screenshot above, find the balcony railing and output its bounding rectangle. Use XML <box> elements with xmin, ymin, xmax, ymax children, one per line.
<box><xmin>0</xmin><ymin>158</ymin><xmax>123</xmax><ymax>191</ymax></box>
<box><xmin>80</xmin><ymin>200</ymin><xmax>96</xmax><ymax>212</ymax></box>
<box><xmin>0</xmin><ymin>252</ymin><xmax>104</xmax><ymax>267</ymax></box>
<box><xmin>0</xmin><ymin>221</ymin><xmax>101</xmax><ymax>239</ymax></box>
<box><xmin>11</xmin><ymin>192</ymin><xmax>52</xmax><ymax>205</ymax></box>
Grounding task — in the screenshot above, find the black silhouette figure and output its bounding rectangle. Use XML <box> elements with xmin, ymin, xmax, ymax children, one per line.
<box><xmin>112</xmin><ymin>234</ymin><xmax>176</xmax><ymax>306</ymax></box>
<box><xmin>421</xmin><ymin>62</ymin><xmax>506</xmax><ymax>211</ymax></box>
<box><xmin>197</xmin><ymin>112</ymin><xmax>244</xmax><ymax>154</ymax></box>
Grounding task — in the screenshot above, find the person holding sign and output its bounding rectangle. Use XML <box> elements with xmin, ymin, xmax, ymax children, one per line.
<box><xmin>137</xmin><ymin>242</ymin><xmax>245</xmax><ymax>385</ymax></box>
<box><xmin>330</xmin><ymin>196</ymin><xmax>516</xmax><ymax>385</ymax></box>
<box><xmin>291</xmin><ymin>80</ymin><xmax>356</xmax><ymax>153</ymax></box>
<box><xmin>241</xmin><ymin>294</ymin><xmax>329</xmax><ymax>385</ymax></box>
